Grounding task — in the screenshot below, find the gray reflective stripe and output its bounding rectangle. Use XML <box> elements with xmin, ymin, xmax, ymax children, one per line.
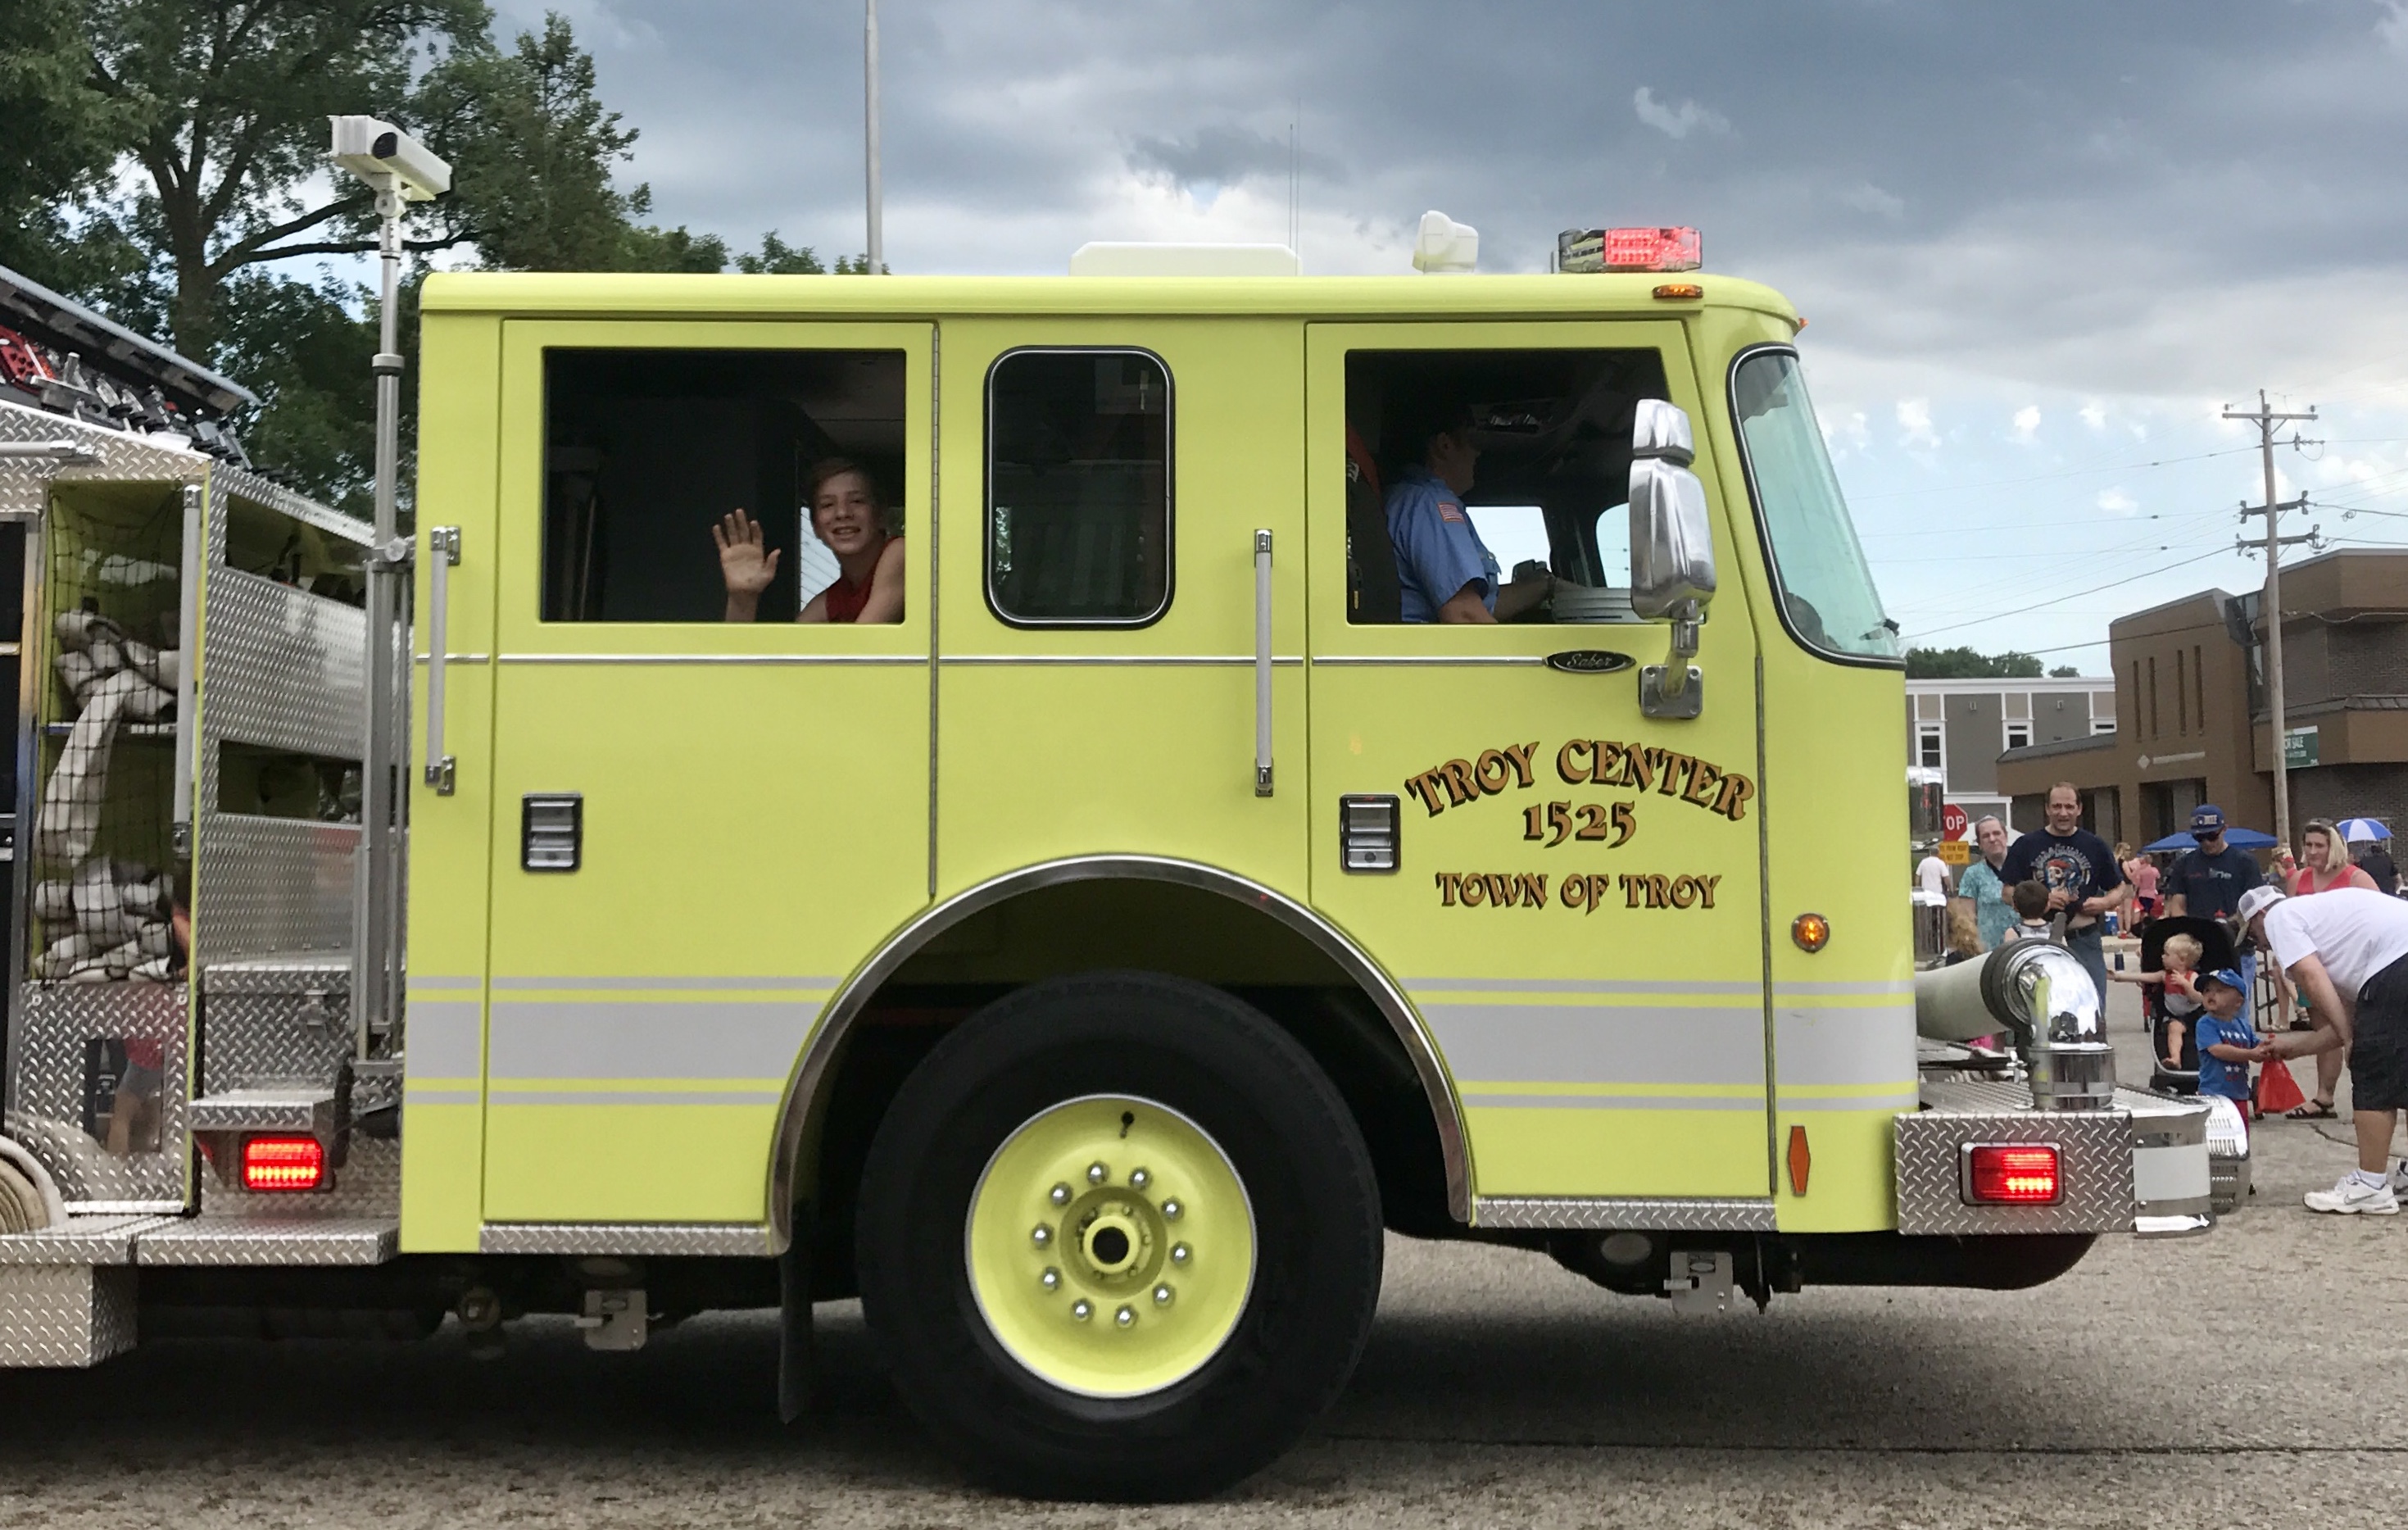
<box><xmin>498</xmin><ymin>653</ymin><xmax>923</xmax><ymax>666</ymax></box>
<box><xmin>1461</xmin><ymin>1092</ymin><xmax>1762</xmax><ymax>1112</ymax></box>
<box><xmin>410</xmin><ymin>974</ymin><xmax>482</xmax><ymax>991</ymax></box>
<box><xmin>1775</xmin><ymin>980</ymin><xmax>1915</xmax><ymax>996</ymax></box>
<box><xmin>1775</xmin><ymin>1090</ymin><xmax>1921</xmax><ymax>1112</ymax></box>
<box><xmin>487</xmin><ymin>1090</ymin><xmax>785</xmax><ymax>1107</ymax></box>
<box><xmin>1408</xmin><ymin>977</ymin><xmax>1763</xmax><ymax>997</ymax></box>
<box><xmin>404</xmin><ymin>1088</ymin><xmax>480</xmax><ymax>1106</ymax></box>
<box><xmin>489</xmin><ymin>974</ymin><xmax>836</xmax><ymax>991</ymax></box>
<box><xmin>406</xmin><ymin>999</ymin><xmax>483</xmax><ymax>1080</ymax></box>
<box><xmin>1422</xmin><ymin>1002</ymin><xmax>1766</xmax><ymax>1088</ymax></box>
<box><xmin>487</xmin><ymin>1001</ymin><xmax>819</xmax><ymax>1081</ymax></box>
<box><xmin>1772</xmin><ymin>1005</ymin><xmax>1917</xmax><ymax>1087</ymax></box>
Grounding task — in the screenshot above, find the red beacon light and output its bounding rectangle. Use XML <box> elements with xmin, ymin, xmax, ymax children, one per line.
<box><xmin>1557</xmin><ymin>226</ymin><xmax>1703</xmax><ymax>274</ymax></box>
<box><xmin>241</xmin><ymin>1135</ymin><xmax>326</xmax><ymax>1193</ymax></box>
<box><xmin>1964</xmin><ymin>1143</ymin><xmax>2060</xmax><ymax>1205</ymax></box>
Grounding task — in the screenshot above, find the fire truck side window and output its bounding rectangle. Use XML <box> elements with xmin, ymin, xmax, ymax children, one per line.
<box><xmin>542</xmin><ymin>348</ymin><xmax>907</xmax><ymax>622</ymax></box>
<box><xmin>1345</xmin><ymin>348</ymin><xmax>1667</xmax><ymax>624</ymax></box>
<box><xmin>986</xmin><ymin>349</ymin><xmax>1172</xmax><ymax>627</ymax></box>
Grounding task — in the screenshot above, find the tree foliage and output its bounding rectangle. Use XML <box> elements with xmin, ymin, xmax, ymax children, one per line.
<box><xmin>1903</xmin><ymin>646</ymin><xmax>2046</xmax><ymax>679</ymax></box>
<box><xmin>7</xmin><ymin>3</ymin><xmax>868</xmax><ymax>511</ymax></box>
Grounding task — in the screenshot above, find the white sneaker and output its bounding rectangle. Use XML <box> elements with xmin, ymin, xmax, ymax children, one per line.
<box><xmin>2390</xmin><ymin>1161</ymin><xmax>2408</xmax><ymax>1198</ymax></box>
<box><xmin>2306</xmin><ymin>1175</ymin><xmax>2401</xmax><ymax>1215</ymax></box>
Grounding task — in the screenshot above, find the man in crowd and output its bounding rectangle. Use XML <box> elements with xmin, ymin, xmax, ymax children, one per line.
<box><xmin>1916</xmin><ymin>847</ymin><xmax>1951</xmax><ymax>899</ymax></box>
<box><xmin>2242</xmin><ymin>884</ymin><xmax>2408</xmax><ymax>1214</ymax></box>
<box><xmin>1999</xmin><ymin>782</ymin><xmax>2129</xmax><ymax>1003</ymax></box>
<box><xmin>1951</xmin><ymin>815</ymin><xmax>2015</xmax><ymax>951</ymax></box>
<box><xmin>2355</xmin><ymin>829</ymin><xmax>2400</xmax><ymax>897</ymax></box>
<box><xmin>2162</xmin><ymin>804</ymin><xmax>2266</xmax><ymax>992</ymax></box>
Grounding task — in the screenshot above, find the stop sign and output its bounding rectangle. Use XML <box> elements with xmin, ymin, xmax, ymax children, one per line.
<box><xmin>1942</xmin><ymin>803</ymin><xmax>1968</xmax><ymax>842</ymax></box>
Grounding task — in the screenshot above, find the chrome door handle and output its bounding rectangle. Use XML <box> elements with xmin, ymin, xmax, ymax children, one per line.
<box><xmin>1254</xmin><ymin>529</ymin><xmax>1272</xmax><ymax>797</ymax></box>
<box><xmin>424</xmin><ymin>526</ymin><xmax>460</xmax><ymax>794</ymax></box>
<box><xmin>170</xmin><ymin>485</ymin><xmax>202</xmax><ymax>857</ymax></box>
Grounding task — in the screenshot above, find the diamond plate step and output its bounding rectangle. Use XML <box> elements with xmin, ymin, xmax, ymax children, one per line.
<box><xmin>134</xmin><ymin>1214</ymin><xmax>397</xmax><ymax>1265</ymax></box>
<box><xmin>188</xmin><ymin>1087</ymin><xmax>335</xmax><ymax>1135</ymax></box>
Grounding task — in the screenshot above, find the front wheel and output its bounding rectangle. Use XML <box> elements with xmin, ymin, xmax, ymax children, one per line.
<box><xmin>855</xmin><ymin>971</ymin><xmax>1384</xmax><ymax>1500</ymax></box>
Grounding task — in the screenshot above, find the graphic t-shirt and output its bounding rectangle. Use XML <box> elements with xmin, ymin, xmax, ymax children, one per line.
<box><xmin>1999</xmin><ymin>827</ymin><xmax>2125</xmax><ymax>921</ymax></box>
<box><xmin>2192</xmin><ymin>1010</ymin><xmax>2261</xmax><ymax>1101</ymax></box>
<box><xmin>2162</xmin><ymin>844</ymin><xmax>2264</xmax><ymax>921</ymax></box>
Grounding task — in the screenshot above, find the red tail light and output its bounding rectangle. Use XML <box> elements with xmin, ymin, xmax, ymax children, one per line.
<box><xmin>1966</xmin><ymin>1144</ymin><xmax>2060</xmax><ymax>1205</ymax></box>
<box><xmin>242</xmin><ymin>1136</ymin><xmax>325</xmax><ymax>1192</ymax></box>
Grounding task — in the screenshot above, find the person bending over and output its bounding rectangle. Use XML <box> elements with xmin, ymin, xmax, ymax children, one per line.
<box><xmin>714</xmin><ymin>457</ymin><xmax>905</xmax><ymax>624</ymax></box>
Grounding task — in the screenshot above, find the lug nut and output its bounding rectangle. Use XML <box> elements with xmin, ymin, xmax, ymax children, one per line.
<box><xmin>1171</xmin><ymin>1243</ymin><xmax>1190</xmax><ymax>1264</ymax></box>
<box><xmin>1161</xmin><ymin>1198</ymin><xmax>1183</xmax><ymax>1220</ymax></box>
<box><xmin>1041</xmin><ymin>1267</ymin><xmax>1060</xmax><ymax>1291</ymax></box>
<box><xmin>1115</xmin><ymin>1305</ymin><xmax>1135</xmax><ymax>1328</ymax></box>
<box><xmin>1154</xmin><ymin>1283</ymin><xmax>1173</xmax><ymax>1305</ymax></box>
<box><xmin>1087</xmin><ymin>1162</ymin><xmax>1109</xmax><ymax>1185</ymax></box>
<box><xmin>1071</xmin><ymin>1299</ymin><xmax>1093</xmax><ymax>1320</ymax></box>
<box><xmin>1032</xmin><ymin>1224</ymin><xmax>1052</xmax><ymax>1246</ymax></box>
<box><xmin>1050</xmin><ymin>1183</ymin><xmax>1071</xmax><ymax>1206</ymax></box>
<box><xmin>1129</xmin><ymin>1168</ymin><xmax>1151</xmax><ymax>1190</ymax></box>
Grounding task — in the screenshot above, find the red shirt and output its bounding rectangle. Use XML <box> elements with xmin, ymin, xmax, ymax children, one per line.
<box><xmin>820</xmin><ymin>535</ymin><xmax>893</xmax><ymax>623</ymax></box>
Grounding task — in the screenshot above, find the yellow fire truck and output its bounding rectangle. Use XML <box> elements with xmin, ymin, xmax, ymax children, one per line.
<box><xmin>0</xmin><ymin>229</ymin><xmax>2239</xmax><ymax>1500</ymax></box>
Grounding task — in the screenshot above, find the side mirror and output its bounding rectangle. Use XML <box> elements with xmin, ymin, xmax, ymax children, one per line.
<box><xmin>1627</xmin><ymin>400</ymin><xmax>1716</xmax><ymax>620</ymax></box>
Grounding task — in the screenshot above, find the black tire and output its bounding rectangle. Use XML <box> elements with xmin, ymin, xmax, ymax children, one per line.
<box><xmin>855</xmin><ymin>969</ymin><xmax>1384</xmax><ymax>1500</ymax></box>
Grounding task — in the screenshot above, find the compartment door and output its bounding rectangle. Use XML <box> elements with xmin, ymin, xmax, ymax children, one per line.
<box><xmin>1303</xmin><ymin>321</ymin><xmax>1771</xmax><ymax>1202</ymax></box>
<box><xmin>478</xmin><ymin>320</ymin><xmax>934</xmax><ymax>1225</ymax></box>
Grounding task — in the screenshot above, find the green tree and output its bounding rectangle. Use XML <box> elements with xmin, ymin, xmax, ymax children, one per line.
<box><xmin>2047</xmin><ymin>665</ymin><xmax>2079</xmax><ymax>678</ymax></box>
<box><xmin>1903</xmin><ymin>646</ymin><xmax>2045</xmax><ymax>679</ymax></box>
<box><xmin>0</xmin><ymin>0</ymin><xmax>138</xmax><ymax>293</ymax></box>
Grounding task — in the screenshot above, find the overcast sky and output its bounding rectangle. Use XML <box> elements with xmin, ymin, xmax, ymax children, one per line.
<box><xmin>494</xmin><ymin>0</ymin><xmax>2408</xmax><ymax>669</ymax></box>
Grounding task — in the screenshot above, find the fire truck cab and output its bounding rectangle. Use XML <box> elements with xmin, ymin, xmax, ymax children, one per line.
<box><xmin>0</xmin><ymin>238</ymin><xmax>2236</xmax><ymax>1500</ymax></box>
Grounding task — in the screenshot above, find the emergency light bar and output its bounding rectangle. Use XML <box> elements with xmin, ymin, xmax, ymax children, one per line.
<box><xmin>1557</xmin><ymin>226</ymin><xmax>1703</xmax><ymax>274</ymax></box>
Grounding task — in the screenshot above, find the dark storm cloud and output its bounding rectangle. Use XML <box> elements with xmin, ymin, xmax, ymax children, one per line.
<box><xmin>506</xmin><ymin>0</ymin><xmax>2408</xmax><ymax>394</ymax></box>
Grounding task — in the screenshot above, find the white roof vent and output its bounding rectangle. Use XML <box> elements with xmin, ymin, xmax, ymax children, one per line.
<box><xmin>1068</xmin><ymin>242</ymin><xmax>1299</xmax><ymax>277</ymax></box>
<box><xmin>1411</xmin><ymin>211</ymin><xmax>1479</xmax><ymax>274</ymax></box>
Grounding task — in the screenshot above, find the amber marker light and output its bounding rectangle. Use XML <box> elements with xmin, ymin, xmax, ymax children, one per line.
<box><xmin>1786</xmin><ymin>1125</ymin><xmax>1812</xmax><ymax>1196</ymax></box>
<box><xmin>1652</xmin><ymin>282</ymin><xmax>1704</xmax><ymax>301</ymax></box>
<box><xmin>241</xmin><ymin>1135</ymin><xmax>325</xmax><ymax>1192</ymax></box>
<box><xmin>1966</xmin><ymin>1144</ymin><xmax>2060</xmax><ymax>1205</ymax></box>
<box><xmin>1790</xmin><ymin>912</ymin><xmax>1831</xmax><ymax>952</ymax></box>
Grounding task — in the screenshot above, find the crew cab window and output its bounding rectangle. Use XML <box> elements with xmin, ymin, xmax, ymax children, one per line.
<box><xmin>986</xmin><ymin>349</ymin><xmax>1172</xmax><ymax>626</ymax></box>
<box><xmin>542</xmin><ymin>347</ymin><xmax>907</xmax><ymax>622</ymax></box>
<box><xmin>1730</xmin><ymin>347</ymin><xmax>1900</xmax><ymax>662</ymax></box>
<box><xmin>1345</xmin><ymin>348</ymin><xmax>1668</xmax><ymax>624</ymax></box>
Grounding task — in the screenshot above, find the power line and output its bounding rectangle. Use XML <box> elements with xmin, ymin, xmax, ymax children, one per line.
<box><xmin>1847</xmin><ymin>445</ymin><xmax>2258</xmax><ymax>502</ymax></box>
<box><xmin>1899</xmin><ymin>547</ymin><xmax>2233</xmax><ymax>640</ymax></box>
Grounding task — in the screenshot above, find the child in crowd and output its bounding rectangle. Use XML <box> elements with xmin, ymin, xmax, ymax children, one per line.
<box><xmin>2109</xmin><ymin>932</ymin><xmax>2202</xmax><ymax>1074</ymax></box>
<box><xmin>2189</xmin><ymin>967</ymin><xmax>2263</xmax><ymax>1137</ymax></box>
<box><xmin>2005</xmin><ymin>879</ymin><xmax>2054</xmax><ymax>945</ymax></box>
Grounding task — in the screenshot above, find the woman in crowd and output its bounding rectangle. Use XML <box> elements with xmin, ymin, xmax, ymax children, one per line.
<box><xmin>714</xmin><ymin>457</ymin><xmax>905</xmax><ymax>624</ymax></box>
<box><xmin>2274</xmin><ymin>818</ymin><xmax>2380</xmax><ymax>1119</ymax></box>
<box><xmin>2120</xmin><ymin>841</ymin><xmax>2160</xmax><ymax>924</ymax></box>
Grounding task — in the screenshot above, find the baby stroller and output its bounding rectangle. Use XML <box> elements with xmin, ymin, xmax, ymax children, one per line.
<box><xmin>2137</xmin><ymin>914</ymin><xmax>2238</xmax><ymax>1096</ymax></box>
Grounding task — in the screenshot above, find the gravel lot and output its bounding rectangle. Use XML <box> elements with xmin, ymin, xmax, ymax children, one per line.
<box><xmin>7</xmin><ymin>985</ymin><xmax>2404</xmax><ymax>1528</ymax></box>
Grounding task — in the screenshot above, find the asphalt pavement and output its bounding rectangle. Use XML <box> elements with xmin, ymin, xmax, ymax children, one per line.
<box><xmin>7</xmin><ymin>983</ymin><xmax>2404</xmax><ymax>1528</ymax></box>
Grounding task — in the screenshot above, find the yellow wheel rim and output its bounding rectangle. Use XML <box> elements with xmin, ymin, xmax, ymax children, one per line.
<box><xmin>966</xmin><ymin>1094</ymin><xmax>1256</xmax><ymax>1398</ymax></box>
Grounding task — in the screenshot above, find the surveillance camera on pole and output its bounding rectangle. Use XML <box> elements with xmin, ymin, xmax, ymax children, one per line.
<box><xmin>328</xmin><ymin>113</ymin><xmax>451</xmax><ymax>1044</ymax></box>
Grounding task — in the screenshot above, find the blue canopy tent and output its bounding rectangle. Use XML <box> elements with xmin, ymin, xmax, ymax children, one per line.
<box><xmin>2139</xmin><ymin>828</ymin><xmax>2279</xmax><ymax>854</ymax></box>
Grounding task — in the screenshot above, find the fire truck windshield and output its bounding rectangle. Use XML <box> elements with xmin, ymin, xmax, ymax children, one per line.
<box><xmin>1730</xmin><ymin>347</ymin><xmax>1901</xmax><ymax>664</ymax></box>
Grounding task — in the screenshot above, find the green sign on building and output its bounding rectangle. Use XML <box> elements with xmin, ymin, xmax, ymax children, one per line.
<box><xmin>2284</xmin><ymin>725</ymin><xmax>2320</xmax><ymax>769</ymax></box>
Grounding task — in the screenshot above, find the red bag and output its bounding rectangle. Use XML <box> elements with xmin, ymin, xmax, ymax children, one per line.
<box><xmin>2256</xmin><ymin>1057</ymin><xmax>2308</xmax><ymax>1117</ymax></box>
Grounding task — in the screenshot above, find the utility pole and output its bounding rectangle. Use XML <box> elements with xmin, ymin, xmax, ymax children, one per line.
<box><xmin>2225</xmin><ymin>389</ymin><xmax>2318</xmax><ymax>853</ymax></box>
<box><xmin>864</xmin><ymin>0</ymin><xmax>882</xmax><ymax>272</ymax></box>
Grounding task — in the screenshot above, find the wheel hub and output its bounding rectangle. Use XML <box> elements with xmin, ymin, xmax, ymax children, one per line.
<box><xmin>967</xmin><ymin>1095</ymin><xmax>1256</xmax><ymax>1398</ymax></box>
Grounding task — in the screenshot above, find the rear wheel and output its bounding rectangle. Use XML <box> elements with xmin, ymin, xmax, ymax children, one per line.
<box><xmin>855</xmin><ymin>971</ymin><xmax>1383</xmax><ymax>1500</ymax></box>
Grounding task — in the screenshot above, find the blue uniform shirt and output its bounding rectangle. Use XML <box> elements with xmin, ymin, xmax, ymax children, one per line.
<box><xmin>2192</xmin><ymin>1010</ymin><xmax>2261</xmax><ymax>1101</ymax></box>
<box><xmin>1386</xmin><ymin>466</ymin><xmax>1499</xmax><ymax>623</ymax></box>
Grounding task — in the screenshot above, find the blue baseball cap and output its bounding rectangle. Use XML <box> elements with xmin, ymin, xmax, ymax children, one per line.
<box><xmin>2197</xmin><ymin>967</ymin><xmax>2246</xmax><ymax>993</ymax></box>
<box><xmin>2190</xmin><ymin>805</ymin><xmax>2227</xmax><ymax>833</ymax></box>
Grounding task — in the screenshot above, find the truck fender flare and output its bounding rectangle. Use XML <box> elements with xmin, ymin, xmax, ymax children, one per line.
<box><xmin>766</xmin><ymin>854</ymin><xmax>1472</xmax><ymax>1241</ymax></box>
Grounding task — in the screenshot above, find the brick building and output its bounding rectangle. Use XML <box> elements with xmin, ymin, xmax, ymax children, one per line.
<box><xmin>1996</xmin><ymin>549</ymin><xmax>2408</xmax><ymax>845</ymax></box>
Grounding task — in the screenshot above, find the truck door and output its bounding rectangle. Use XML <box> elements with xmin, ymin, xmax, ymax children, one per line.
<box><xmin>1304</xmin><ymin>322</ymin><xmax>1771</xmax><ymax>1204</ymax></box>
<box><xmin>932</xmin><ymin>320</ymin><xmax>1308</xmax><ymax>900</ymax></box>
<box><xmin>479</xmin><ymin>320</ymin><xmax>934</xmax><ymax>1226</ymax></box>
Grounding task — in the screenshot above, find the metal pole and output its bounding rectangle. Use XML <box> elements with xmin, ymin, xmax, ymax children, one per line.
<box><xmin>354</xmin><ymin>178</ymin><xmax>406</xmax><ymax>1056</ymax></box>
<box><xmin>864</xmin><ymin>0</ymin><xmax>882</xmax><ymax>272</ymax></box>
